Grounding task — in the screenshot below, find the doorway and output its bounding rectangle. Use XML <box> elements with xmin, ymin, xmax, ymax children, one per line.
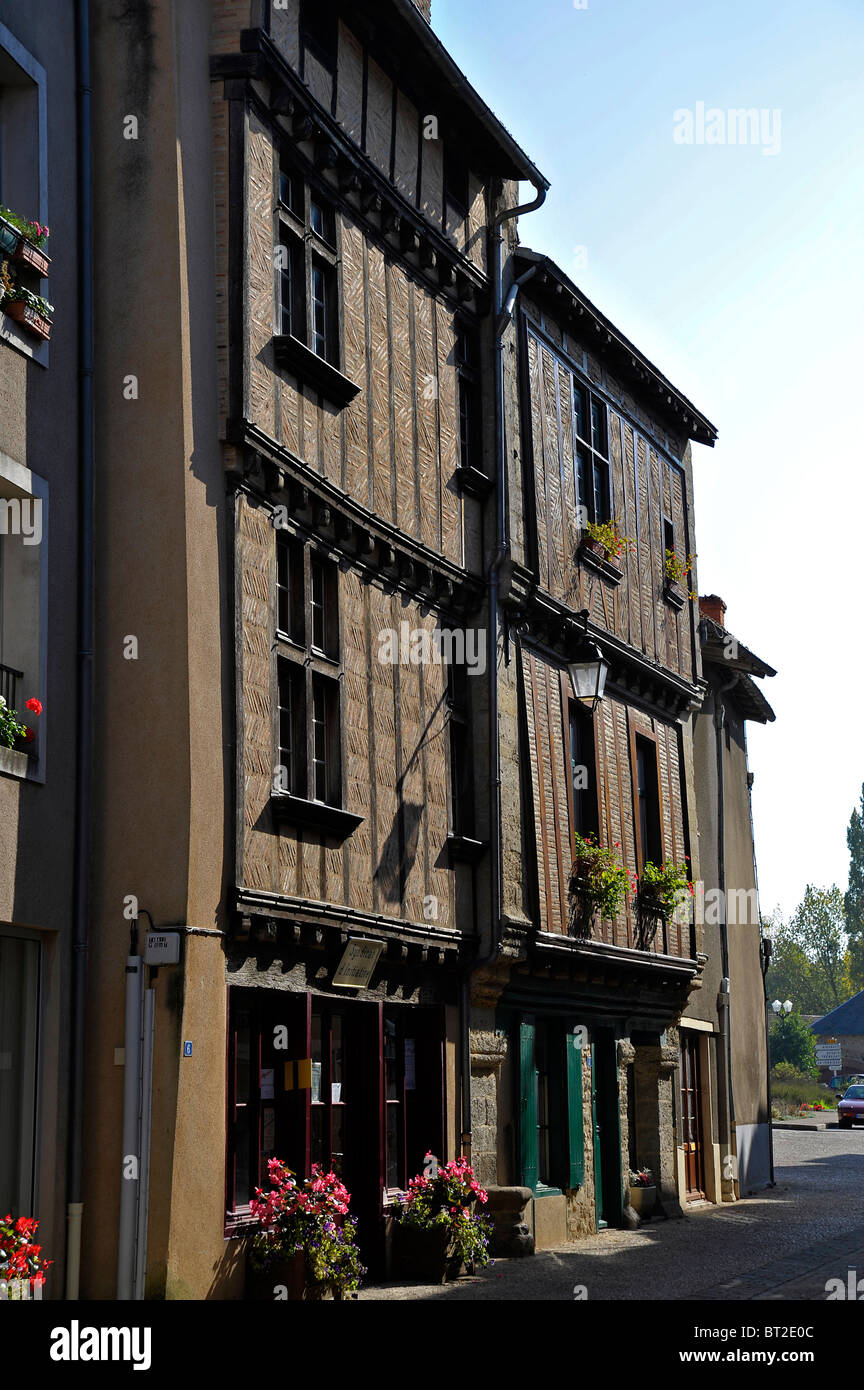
<box><xmin>590</xmin><ymin>1029</ymin><xmax>622</xmax><ymax>1229</ymax></box>
<box><xmin>680</xmin><ymin>1032</ymin><xmax>706</xmax><ymax>1200</ymax></box>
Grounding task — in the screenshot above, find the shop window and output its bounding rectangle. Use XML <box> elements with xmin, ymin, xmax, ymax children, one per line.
<box><xmin>519</xmin><ymin>1016</ymin><xmax>584</xmax><ymax>1193</ymax></box>
<box><xmin>0</xmin><ymin>933</ymin><xmax>39</xmax><ymax>1215</ymax></box>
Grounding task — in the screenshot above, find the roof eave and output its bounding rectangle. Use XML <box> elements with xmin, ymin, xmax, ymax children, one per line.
<box><xmin>514</xmin><ymin>249</ymin><xmax>718</xmax><ymax>447</ymax></box>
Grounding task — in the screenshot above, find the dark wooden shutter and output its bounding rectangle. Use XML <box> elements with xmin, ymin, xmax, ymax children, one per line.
<box><xmin>519</xmin><ymin>1018</ymin><xmax>537</xmax><ymax>1190</ymax></box>
<box><xmin>567</xmin><ymin>1029</ymin><xmax>585</xmax><ymax>1188</ymax></box>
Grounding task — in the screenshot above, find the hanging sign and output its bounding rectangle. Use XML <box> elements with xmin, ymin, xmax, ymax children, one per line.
<box><xmin>332</xmin><ymin>938</ymin><xmax>384</xmax><ymax>988</ymax></box>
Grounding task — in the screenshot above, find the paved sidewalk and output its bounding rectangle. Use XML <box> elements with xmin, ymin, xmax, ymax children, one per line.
<box><xmin>358</xmin><ymin>1128</ymin><xmax>864</xmax><ymax>1301</ymax></box>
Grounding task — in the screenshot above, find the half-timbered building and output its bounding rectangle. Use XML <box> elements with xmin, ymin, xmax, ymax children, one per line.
<box><xmin>470</xmin><ymin>249</ymin><xmax>721</xmax><ymax>1248</ymax></box>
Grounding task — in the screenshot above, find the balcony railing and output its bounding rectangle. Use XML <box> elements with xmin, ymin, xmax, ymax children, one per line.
<box><xmin>0</xmin><ymin>662</ymin><xmax>23</xmax><ymax>709</ymax></box>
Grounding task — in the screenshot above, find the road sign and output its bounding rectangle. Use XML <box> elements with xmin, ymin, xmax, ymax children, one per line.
<box><xmin>815</xmin><ymin>1043</ymin><xmax>842</xmax><ymax>1068</ymax></box>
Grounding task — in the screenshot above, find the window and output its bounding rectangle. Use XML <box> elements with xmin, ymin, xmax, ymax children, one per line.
<box><xmin>455</xmin><ymin>324</ymin><xmax>482</xmax><ymax>475</ymax></box>
<box><xmin>0</xmin><ymin>26</ymin><xmax>48</xmax><ymax>363</ymax></box>
<box><xmin>0</xmin><ymin>455</ymin><xmax>46</xmax><ymax>777</ymax></box>
<box><xmin>447</xmin><ymin>653</ymin><xmax>475</xmax><ymax>837</ymax></box>
<box><xmin>274</xmin><ymin>540</ymin><xmax>342</xmax><ymax>809</ymax></box>
<box><xmin>300</xmin><ymin>0</ymin><xmax>338</xmax><ymax>75</ymax></box>
<box><xmin>519</xmin><ymin>1017</ymin><xmax>585</xmax><ymax>1193</ymax></box>
<box><xmin>311</xmin><ymin>1007</ymin><xmax>347</xmax><ymax>1180</ymax></box>
<box><xmin>568</xmin><ymin>702</ymin><xmax>598</xmax><ymax>842</ymax></box>
<box><xmin>444</xmin><ymin>148</ymin><xmax>469</xmax><ymax>248</ymax></box>
<box><xmin>663</xmin><ymin>516</ymin><xmax>675</xmax><ymax>559</ymax></box>
<box><xmin>226</xmin><ymin>993</ymin><xmax>445</xmax><ymax>1221</ymax></box>
<box><xmin>0</xmin><ymin>933</ymin><xmax>39</xmax><ymax>1214</ymax></box>
<box><xmin>277</xmin><ymin>661</ymin><xmax>304</xmax><ymax>795</ymax></box>
<box><xmin>276</xmin><ymin>164</ymin><xmax>339</xmax><ymax>366</ymax></box>
<box><xmin>573</xmin><ymin>381</ymin><xmax>610</xmax><ymax>525</ymax></box>
<box><xmin>276</xmin><ymin>535</ymin><xmax>304</xmax><ymax>644</ymax></box>
<box><xmin>311</xmin><ymin>673</ymin><xmax>340</xmax><ymax>804</ymax></box>
<box><xmin>634</xmin><ymin>734</ymin><xmax>662</xmax><ymax>869</ymax></box>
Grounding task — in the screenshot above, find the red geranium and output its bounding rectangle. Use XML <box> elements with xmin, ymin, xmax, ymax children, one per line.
<box><xmin>25</xmin><ymin>698</ymin><xmax>42</xmax><ymax>716</ymax></box>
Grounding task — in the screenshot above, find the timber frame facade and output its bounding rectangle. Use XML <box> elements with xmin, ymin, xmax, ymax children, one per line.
<box><xmin>3</xmin><ymin>0</ymin><xmax>778</xmax><ymax>1300</ymax></box>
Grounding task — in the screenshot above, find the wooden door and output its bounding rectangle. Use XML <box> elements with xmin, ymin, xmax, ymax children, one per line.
<box><xmin>680</xmin><ymin>1033</ymin><xmax>705</xmax><ymax>1200</ymax></box>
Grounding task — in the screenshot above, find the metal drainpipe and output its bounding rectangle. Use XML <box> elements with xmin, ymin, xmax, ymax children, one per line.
<box><xmin>747</xmin><ymin>734</ymin><xmax>776</xmax><ymax>1187</ymax></box>
<box><xmin>460</xmin><ymin>180</ymin><xmax>547</xmax><ymax>1154</ymax></box>
<box><xmin>715</xmin><ymin>673</ymin><xmax>738</xmax><ymax>1197</ymax></box>
<box><xmin>66</xmin><ymin>0</ymin><xmax>94</xmax><ymax>1301</ymax></box>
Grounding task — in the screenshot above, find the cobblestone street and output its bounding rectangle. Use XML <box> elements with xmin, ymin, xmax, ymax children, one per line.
<box><xmin>360</xmin><ymin>1128</ymin><xmax>864</xmax><ymax>1301</ymax></box>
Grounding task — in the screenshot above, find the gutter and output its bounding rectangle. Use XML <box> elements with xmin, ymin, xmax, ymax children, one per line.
<box><xmin>66</xmin><ymin>0</ymin><xmax>94</xmax><ymax>1300</ymax></box>
<box><xmin>461</xmin><ymin>177</ymin><xmax>547</xmax><ymax>1155</ymax></box>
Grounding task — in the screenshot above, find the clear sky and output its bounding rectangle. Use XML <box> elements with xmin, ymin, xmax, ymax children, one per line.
<box><xmin>434</xmin><ymin>0</ymin><xmax>864</xmax><ymax>922</ymax></box>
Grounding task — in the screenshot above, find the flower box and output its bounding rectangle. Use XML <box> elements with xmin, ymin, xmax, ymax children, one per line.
<box><xmin>245</xmin><ymin>1251</ymin><xmax>340</xmax><ymax>1301</ymax></box>
<box><xmin>11</xmin><ymin>238</ymin><xmax>51</xmax><ymax>278</ymax></box>
<box><xmin>578</xmin><ymin>535</ymin><xmax>607</xmax><ymax>562</ymax></box>
<box><xmin>392</xmin><ymin>1222</ymin><xmax>463</xmax><ymax>1284</ymax></box>
<box><xmin>663</xmin><ymin>577</ymin><xmax>686</xmax><ymax>611</ymax></box>
<box><xmin>628</xmin><ymin>1184</ymin><xmax>657</xmax><ymax>1219</ymax></box>
<box><xmin>4</xmin><ymin>300</ymin><xmax>52</xmax><ymax>341</ymax></box>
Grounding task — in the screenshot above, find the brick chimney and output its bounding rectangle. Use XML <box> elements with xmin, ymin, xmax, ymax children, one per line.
<box><xmin>699</xmin><ymin>594</ymin><xmax>727</xmax><ymax>627</ymax></box>
<box><xmin>411</xmin><ymin>0</ymin><xmax>432</xmax><ymax>20</ymax></box>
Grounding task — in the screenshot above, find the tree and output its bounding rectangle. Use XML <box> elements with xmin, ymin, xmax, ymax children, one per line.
<box><xmin>769</xmin><ymin>1010</ymin><xmax>819</xmax><ymax>1078</ymax></box>
<box><xmin>764</xmin><ymin>887</ymin><xmax>852</xmax><ymax>1016</ymax></box>
<box><xmin>845</xmin><ymin>785</ymin><xmax>864</xmax><ymax>991</ymax></box>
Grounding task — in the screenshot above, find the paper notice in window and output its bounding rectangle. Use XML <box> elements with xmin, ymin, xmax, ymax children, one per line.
<box><xmin>260</xmin><ymin>1067</ymin><xmax>275</xmax><ymax>1100</ymax></box>
<box><xmin>331</xmin><ymin>1083</ymin><xmax>342</xmax><ymax>1103</ymax></box>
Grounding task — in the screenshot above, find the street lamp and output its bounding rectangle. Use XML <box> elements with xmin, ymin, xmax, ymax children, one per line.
<box><xmin>567</xmin><ymin>609</ymin><xmax>609</xmax><ymax>710</ymax></box>
<box><xmin>771</xmin><ymin>999</ymin><xmax>793</xmax><ymax>1015</ymax></box>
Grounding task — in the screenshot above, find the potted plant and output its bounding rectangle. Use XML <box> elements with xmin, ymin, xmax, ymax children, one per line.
<box><xmin>1</xmin><ymin>280</ymin><xmax>53</xmax><ymax>342</ymax></box>
<box><xmin>639</xmin><ymin>858</ymin><xmax>694</xmax><ymax>917</ymax></box>
<box><xmin>0</xmin><ymin>206</ymin><xmax>50</xmax><ymax>276</ymax></box>
<box><xmin>0</xmin><ymin>695</ymin><xmax>41</xmax><ymax>752</ymax></box>
<box><xmin>568</xmin><ymin>831</ymin><xmax>636</xmax><ymax>936</ymax></box>
<box><xmin>247</xmin><ymin>1158</ymin><xmax>366</xmax><ymax>1301</ymax></box>
<box><xmin>663</xmin><ymin>550</ymin><xmax>696</xmax><ymax>607</ymax></box>
<box><xmin>579</xmin><ymin>518</ymin><xmax>634</xmax><ymax>570</ymax></box>
<box><xmin>0</xmin><ymin>1213</ymin><xmax>52</xmax><ymax>1299</ymax></box>
<box><xmin>628</xmin><ymin>1168</ymin><xmax>657</xmax><ymax>1219</ymax></box>
<box><xmin>392</xmin><ymin>1155</ymin><xmax>493</xmax><ymax>1283</ymax></box>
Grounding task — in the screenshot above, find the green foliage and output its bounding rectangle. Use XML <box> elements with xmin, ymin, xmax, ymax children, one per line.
<box><xmin>584</xmin><ymin>517</ymin><xmax>634</xmax><ymax>560</ymax></box>
<box><xmin>1</xmin><ymin>282</ymin><xmax>53</xmax><ymax>318</ymax></box>
<box><xmin>640</xmin><ymin>858</ymin><xmax>694</xmax><ymax>915</ymax></box>
<box><xmin>769</xmin><ymin>1009</ymin><xmax>819</xmax><ymax>1078</ymax></box>
<box><xmin>845</xmin><ymin>785</ymin><xmax>864</xmax><ymax>991</ymax></box>
<box><xmin>764</xmin><ymin>888</ymin><xmax>852</xmax><ymax>1015</ymax></box>
<box><xmin>0</xmin><ymin>205</ymin><xmax>49</xmax><ymax>247</ymax></box>
<box><xmin>663</xmin><ymin>549</ymin><xmax>698</xmax><ymax>600</ymax></box>
<box><xmin>394</xmin><ymin>1157</ymin><xmax>493</xmax><ymax>1270</ymax></box>
<box><xmin>0</xmin><ymin>697</ymin><xmax>28</xmax><ymax>749</ymax></box>
<box><xmin>569</xmin><ymin>832</ymin><xmax>635</xmax><ymax>929</ymax></box>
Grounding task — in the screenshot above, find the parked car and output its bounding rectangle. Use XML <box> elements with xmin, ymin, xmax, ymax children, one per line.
<box><xmin>837</xmin><ymin>1084</ymin><xmax>864</xmax><ymax>1127</ymax></box>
